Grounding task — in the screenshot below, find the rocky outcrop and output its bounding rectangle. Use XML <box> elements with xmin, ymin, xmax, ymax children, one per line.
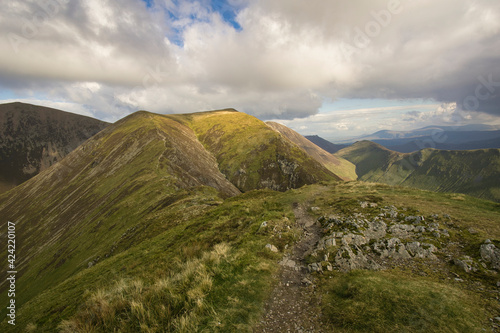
<box><xmin>304</xmin><ymin>202</ymin><xmax>466</xmax><ymax>272</ymax></box>
<box><xmin>480</xmin><ymin>240</ymin><xmax>500</xmax><ymax>270</ymax></box>
<box><xmin>303</xmin><ymin>202</ymin><xmax>500</xmax><ymax>277</ymax></box>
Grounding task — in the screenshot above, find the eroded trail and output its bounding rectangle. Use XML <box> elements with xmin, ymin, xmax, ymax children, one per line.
<box><xmin>254</xmin><ymin>203</ymin><xmax>325</xmax><ymax>333</ymax></box>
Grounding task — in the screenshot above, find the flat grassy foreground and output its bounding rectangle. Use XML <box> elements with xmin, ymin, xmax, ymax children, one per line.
<box><xmin>2</xmin><ymin>182</ymin><xmax>499</xmax><ymax>332</ymax></box>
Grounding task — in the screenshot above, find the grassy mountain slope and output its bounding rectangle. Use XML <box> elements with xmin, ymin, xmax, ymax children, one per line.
<box><xmin>0</xmin><ymin>102</ymin><xmax>109</xmax><ymax>193</ymax></box>
<box><xmin>2</xmin><ymin>181</ymin><xmax>500</xmax><ymax>332</ymax></box>
<box><xmin>167</xmin><ymin>110</ymin><xmax>340</xmax><ymax>191</ymax></box>
<box><xmin>1</xmin><ymin>108</ymin><xmax>499</xmax><ymax>332</ymax></box>
<box><xmin>335</xmin><ymin>141</ymin><xmax>407</xmax><ymax>181</ymax></box>
<box><xmin>0</xmin><ymin>109</ymin><xmax>339</xmax><ymax>326</ymax></box>
<box><xmin>0</xmin><ymin>111</ymin><xmax>242</xmax><ymax>319</ymax></box>
<box><xmin>266</xmin><ymin>121</ymin><xmax>356</xmax><ymax>181</ymax></box>
<box><xmin>336</xmin><ymin>140</ymin><xmax>500</xmax><ymax>202</ymax></box>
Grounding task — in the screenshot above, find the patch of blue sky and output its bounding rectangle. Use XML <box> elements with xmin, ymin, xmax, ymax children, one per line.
<box><xmin>140</xmin><ymin>0</ymin><xmax>154</xmax><ymax>9</ymax></box>
<box><xmin>0</xmin><ymin>90</ymin><xmax>18</xmax><ymax>100</ymax></box>
<box><xmin>209</xmin><ymin>0</ymin><xmax>242</xmax><ymax>30</ymax></box>
<box><xmin>156</xmin><ymin>0</ymin><xmax>243</xmax><ymax>46</ymax></box>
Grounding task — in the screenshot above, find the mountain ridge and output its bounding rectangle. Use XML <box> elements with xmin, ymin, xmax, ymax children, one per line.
<box><xmin>0</xmin><ymin>108</ymin><xmax>340</xmax><ymax>317</ymax></box>
<box><xmin>0</xmin><ymin>102</ymin><xmax>109</xmax><ymax>193</ymax></box>
<box><xmin>0</xmin><ymin>106</ymin><xmax>499</xmax><ymax>332</ymax></box>
<box><xmin>336</xmin><ymin>140</ymin><xmax>500</xmax><ymax>202</ymax></box>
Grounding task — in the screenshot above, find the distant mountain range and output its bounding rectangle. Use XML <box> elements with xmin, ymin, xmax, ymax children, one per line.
<box><xmin>331</xmin><ymin>125</ymin><xmax>500</xmax><ymax>153</ymax></box>
<box><xmin>0</xmin><ymin>102</ymin><xmax>109</xmax><ymax>193</ymax></box>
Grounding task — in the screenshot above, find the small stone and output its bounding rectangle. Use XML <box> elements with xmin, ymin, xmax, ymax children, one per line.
<box><xmin>468</xmin><ymin>227</ymin><xmax>478</xmax><ymax>234</ymax></box>
<box><xmin>258</xmin><ymin>221</ymin><xmax>268</xmax><ymax>232</ymax></box>
<box><xmin>308</xmin><ymin>262</ymin><xmax>322</xmax><ymax>272</ymax></box>
<box><xmin>301</xmin><ymin>278</ymin><xmax>313</xmax><ymax>286</ymax></box>
<box><xmin>325</xmin><ymin>238</ymin><xmax>336</xmax><ymax>247</ymax></box>
<box><xmin>265</xmin><ymin>244</ymin><xmax>278</xmax><ymax>252</ymax></box>
<box><xmin>279</xmin><ymin>257</ymin><xmax>296</xmax><ymax>268</ymax></box>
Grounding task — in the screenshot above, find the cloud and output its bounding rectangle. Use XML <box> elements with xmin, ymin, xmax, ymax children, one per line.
<box><xmin>0</xmin><ymin>0</ymin><xmax>499</xmax><ymax>120</ymax></box>
<box><xmin>273</xmin><ymin>102</ymin><xmax>500</xmax><ymax>141</ymax></box>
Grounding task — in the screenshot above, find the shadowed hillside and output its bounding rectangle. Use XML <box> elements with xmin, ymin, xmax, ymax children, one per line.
<box><xmin>336</xmin><ymin>140</ymin><xmax>500</xmax><ymax>202</ymax></box>
<box><xmin>0</xmin><ymin>102</ymin><xmax>109</xmax><ymax>193</ymax></box>
<box><xmin>305</xmin><ymin>135</ymin><xmax>348</xmax><ymax>154</ymax></box>
<box><xmin>266</xmin><ymin>121</ymin><xmax>356</xmax><ymax>181</ymax></box>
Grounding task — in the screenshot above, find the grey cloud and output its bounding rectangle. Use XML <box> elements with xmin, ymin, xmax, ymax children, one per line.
<box><xmin>1</xmin><ymin>0</ymin><xmax>500</xmax><ymax>120</ymax></box>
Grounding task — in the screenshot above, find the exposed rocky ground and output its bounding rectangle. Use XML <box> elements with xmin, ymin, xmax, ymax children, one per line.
<box><xmin>259</xmin><ymin>200</ymin><xmax>500</xmax><ymax>332</ymax></box>
<box><xmin>305</xmin><ymin>201</ymin><xmax>500</xmax><ymax>278</ymax></box>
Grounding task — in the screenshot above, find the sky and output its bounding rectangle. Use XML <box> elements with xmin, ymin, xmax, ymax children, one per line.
<box><xmin>1</xmin><ymin>0</ymin><xmax>500</xmax><ymax>140</ymax></box>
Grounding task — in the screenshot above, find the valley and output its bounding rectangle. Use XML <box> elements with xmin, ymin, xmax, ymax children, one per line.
<box><xmin>335</xmin><ymin>140</ymin><xmax>500</xmax><ymax>202</ymax></box>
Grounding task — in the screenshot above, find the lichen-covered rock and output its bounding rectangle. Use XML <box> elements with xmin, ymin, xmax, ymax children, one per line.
<box><xmin>308</xmin><ymin>262</ymin><xmax>322</xmax><ymax>272</ymax></box>
<box><xmin>388</xmin><ymin>224</ymin><xmax>415</xmax><ymax>238</ymax></box>
<box><xmin>405</xmin><ymin>242</ymin><xmax>437</xmax><ymax>259</ymax></box>
<box><xmin>405</xmin><ymin>215</ymin><xmax>424</xmax><ymax>224</ymax></box>
<box><xmin>454</xmin><ymin>256</ymin><xmax>477</xmax><ymax>273</ymax></box>
<box><xmin>325</xmin><ymin>238</ymin><xmax>336</xmax><ymax>248</ymax></box>
<box><xmin>341</xmin><ymin>233</ymin><xmax>369</xmax><ymax>246</ymax></box>
<box><xmin>373</xmin><ymin>238</ymin><xmax>411</xmax><ymax>259</ymax></box>
<box><xmin>480</xmin><ymin>241</ymin><xmax>500</xmax><ymax>270</ymax></box>
<box><xmin>335</xmin><ymin>245</ymin><xmax>380</xmax><ymax>271</ymax></box>
<box><xmin>364</xmin><ymin>220</ymin><xmax>387</xmax><ymax>239</ymax></box>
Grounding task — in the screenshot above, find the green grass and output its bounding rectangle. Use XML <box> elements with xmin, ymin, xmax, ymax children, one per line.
<box><xmin>168</xmin><ymin>110</ymin><xmax>337</xmax><ymax>191</ymax></box>
<box><xmin>336</xmin><ymin>141</ymin><xmax>500</xmax><ymax>202</ymax></box>
<box><xmin>1</xmin><ymin>187</ymin><xmax>296</xmax><ymax>332</ymax></box>
<box><xmin>1</xmin><ymin>109</ymin><xmax>499</xmax><ymax>332</ymax></box>
<box><xmin>2</xmin><ymin>181</ymin><xmax>499</xmax><ymax>332</ymax></box>
<box><xmin>321</xmin><ymin>270</ymin><xmax>487</xmax><ymax>333</ymax></box>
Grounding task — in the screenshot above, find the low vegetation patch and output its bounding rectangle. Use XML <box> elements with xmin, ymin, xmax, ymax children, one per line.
<box><xmin>59</xmin><ymin>244</ymin><xmax>230</xmax><ymax>332</ymax></box>
<box><xmin>322</xmin><ymin>270</ymin><xmax>487</xmax><ymax>332</ymax></box>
